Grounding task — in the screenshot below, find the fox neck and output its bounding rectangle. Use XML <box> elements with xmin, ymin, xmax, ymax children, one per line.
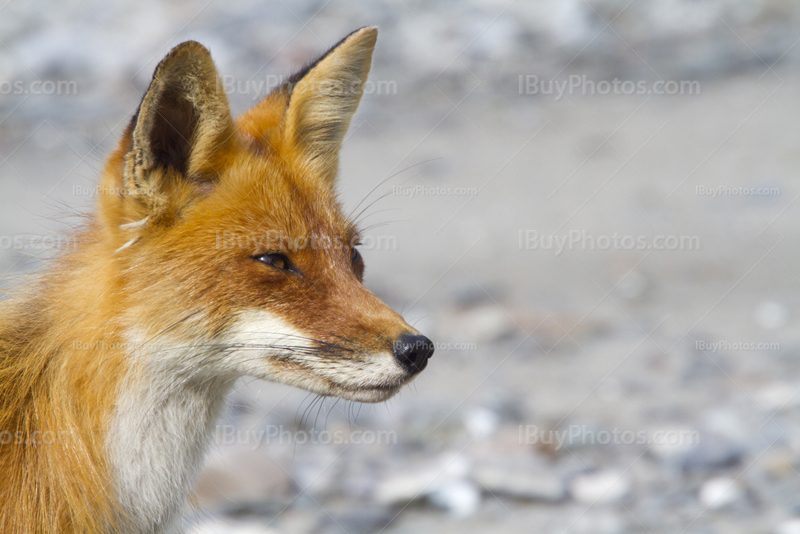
<box><xmin>108</xmin><ymin>343</ymin><xmax>236</xmax><ymax>533</ymax></box>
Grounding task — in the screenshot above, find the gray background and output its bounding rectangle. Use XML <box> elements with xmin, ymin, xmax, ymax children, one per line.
<box><xmin>2</xmin><ymin>1</ymin><xmax>800</xmax><ymax>533</ymax></box>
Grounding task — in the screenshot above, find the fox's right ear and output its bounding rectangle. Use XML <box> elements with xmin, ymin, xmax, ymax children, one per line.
<box><xmin>123</xmin><ymin>41</ymin><xmax>235</xmax><ymax>222</ymax></box>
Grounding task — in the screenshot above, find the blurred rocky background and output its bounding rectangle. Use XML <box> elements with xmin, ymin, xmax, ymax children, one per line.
<box><xmin>2</xmin><ymin>1</ymin><xmax>800</xmax><ymax>533</ymax></box>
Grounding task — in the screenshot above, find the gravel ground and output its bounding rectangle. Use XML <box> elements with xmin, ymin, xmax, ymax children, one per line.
<box><xmin>2</xmin><ymin>1</ymin><xmax>800</xmax><ymax>533</ymax></box>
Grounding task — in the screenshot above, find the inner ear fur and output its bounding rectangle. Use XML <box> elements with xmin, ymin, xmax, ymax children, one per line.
<box><xmin>238</xmin><ymin>27</ymin><xmax>378</xmax><ymax>187</ymax></box>
<box><xmin>124</xmin><ymin>40</ymin><xmax>235</xmax><ymax>218</ymax></box>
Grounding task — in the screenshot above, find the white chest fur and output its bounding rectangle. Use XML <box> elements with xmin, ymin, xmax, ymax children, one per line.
<box><xmin>107</xmin><ymin>358</ymin><xmax>234</xmax><ymax>533</ymax></box>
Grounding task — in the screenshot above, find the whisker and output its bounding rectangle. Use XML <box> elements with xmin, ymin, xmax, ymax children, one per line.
<box><xmin>352</xmin><ymin>190</ymin><xmax>396</xmax><ymax>226</ymax></box>
<box><xmin>359</xmin><ymin>220</ymin><xmax>408</xmax><ymax>233</ymax></box>
<box><xmin>355</xmin><ymin>208</ymin><xmax>402</xmax><ymax>225</ymax></box>
<box><xmin>313</xmin><ymin>397</ymin><xmax>327</xmax><ymax>429</ymax></box>
<box><xmin>347</xmin><ymin>158</ymin><xmax>441</xmax><ymax>219</ymax></box>
<box><xmin>325</xmin><ymin>397</ymin><xmax>341</xmax><ymax>428</ymax></box>
<box><xmin>410</xmin><ymin>314</ymin><xmax>431</xmax><ymax>327</ymax></box>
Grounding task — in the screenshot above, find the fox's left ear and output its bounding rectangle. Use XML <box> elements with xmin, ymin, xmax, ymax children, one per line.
<box><xmin>281</xmin><ymin>27</ymin><xmax>377</xmax><ymax>185</ymax></box>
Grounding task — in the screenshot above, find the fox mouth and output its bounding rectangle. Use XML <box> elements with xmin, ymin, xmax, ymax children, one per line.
<box><xmin>280</xmin><ymin>346</ymin><xmax>419</xmax><ymax>403</ymax></box>
<box><xmin>250</xmin><ymin>351</ymin><xmax>413</xmax><ymax>403</ymax></box>
<box><xmin>331</xmin><ymin>382</ymin><xmax>404</xmax><ymax>403</ymax></box>
<box><xmin>317</xmin><ymin>369</ymin><xmax>416</xmax><ymax>403</ymax></box>
<box><xmin>309</xmin><ymin>364</ymin><xmax>420</xmax><ymax>403</ymax></box>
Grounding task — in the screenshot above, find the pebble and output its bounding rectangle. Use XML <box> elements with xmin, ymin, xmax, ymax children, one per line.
<box><xmin>464</xmin><ymin>407</ymin><xmax>500</xmax><ymax>438</ymax></box>
<box><xmin>572</xmin><ymin>511</ymin><xmax>627</xmax><ymax>534</ymax></box>
<box><xmin>698</xmin><ymin>477</ymin><xmax>743</xmax><ymax>509</ymax></box>
<box><xmin>775</xmin><ymin>519</ymin><xmax>800</xmax><ymax>534</ymax></box>
<box><xmin>472</xmin><ymin>461</ymin><xmax>566</xmax><ymax>502</ymax></box>
<box><xmin>374</xmin><ymin>455</ymin><xmax>475</xmax><ymax>512</ymax></box>
<box><xmin>614</xmin><ymin>270</ymin><xmax>648</xmax><ymax>301</ymax></box>
<box><xmin>187</xmin><ymin>519</ymin><xmax>279</xmax><ymax>534</ymax></box>
<box><xmin>648</xmin><ymin>426</ymin><xmax>698</xmax><ymax>463</ymax></box>
<box><xmin>428</xmin><ymin>479</ymin><xmax>482</xmax><ymax>517</ymax></box>
<box><xmin>649</xmin><ymin>426</ymin><xmax>702</xmax><ymax>462</ymax></box>
<box><xmin>759</xmin><ymin>448</ymin><xmax>799</xmax><ymax>480</ymax></box>
<box><xmin>570</xmin><ymin>471</ymin><xmax>631</xmax><ymax>505</ymax></box>
<box><xmin>755</xmin><ymin>300</ymin><xmax>788</xmax><ymax>330</ymax></box>
<box><xmin>756</xmin><ymin>383</ymin><xmax>800</xmax><ymax>412</ymax></box>
<box><xmin>374</xmin><ymin>469</ymin><xmax>441</xmax><ymax>506</ymax></box>
<box><xmin>318</xmin><ymin>508</ymin><xmax>396</xmax><ymax>534</ymax></box>
<box><xmin>704</xmin><ymin>409</ymin><xmax>748</xmax><ymax>444</ymax></box>
<box><xmin>193</xmin><ymin>447</ymin><xmax>294</xmax><ymax>510</ymax></box>
<box><xmin>439</xmin><ymin>304</ymin><xmax>515</xmax><ymax>343</ymax></box>
<box><xmin>649</xmin><ymin>428</ymin><xmax>743</xmax><ymax>472</ymax></box>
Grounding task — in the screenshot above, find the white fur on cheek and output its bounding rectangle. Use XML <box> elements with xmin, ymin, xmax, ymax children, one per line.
<box><xmin>225</xmin><ymin>309</ymin><xmax>312</xmax><ymax>377</ymax></box>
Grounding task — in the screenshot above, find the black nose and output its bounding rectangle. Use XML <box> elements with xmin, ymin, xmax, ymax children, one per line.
<box><xmin>393</xmin><ymin>334</ymin><xmax>434</xmax><ymax>374</ymax></box>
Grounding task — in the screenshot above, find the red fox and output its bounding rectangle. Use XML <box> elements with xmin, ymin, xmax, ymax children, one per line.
<box><xmin>0</xmin><ymin>27</ymin><xmax>433</xmax><ymax>533</ymax></box>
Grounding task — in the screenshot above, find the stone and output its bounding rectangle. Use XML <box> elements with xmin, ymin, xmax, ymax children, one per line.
<box><xmin>374</xmin><ymin>469</ymin><xmax>441</xmax><ymax>506</ymax></box>
<box><xmin>570</xmin><ymin>471</ymin><xmax>631</xmax><ymax>505</ymax></box>
<box><xmin>698</xmin><ymin>477</ymin><xmax>743</xmax><ymax>509</ymax></box>
<box><xmin>775</xmin><ymin>519</ymin><xmax>800</xmax><ymax>534</ymax></box>
<box><xmin>428</xmin><ymin>479</ymin><xmax>482</xmax><ymax>517</ymax></box>
<box><xmin>464</xmin><ymin>407</ymin><xmax>500</xmax><ymax>438</ymax></box>
<box><xmin>755</xmin><ymin>301</ymin><xmax>788</xmax><ymax>330</ymax></box>
<box><xmin>756</xmin><ymin>383</ymin><xmax>800</xmax><ymax>412</ymax></box>
<box><xmin>438</xmin><ymin>304</ymin><xmax>515</xmax><ymax>343</ymax></box>
<box><xmin>472</xmin><ymin>461</ymin><xmax>566</xmax><ymax>501</ymax></box>
<box><xmin>572</xmin><ymin>511</ymin><xmax>627</xmax><ymax>534</ymax></box>
<box><xmin>193</xmin><ymin>447</ymin><xmax>294</xmax><ymax>510</ymax></box>
<box><xmin>318</xmin><ymin>508</ymin><xmax>396</xmax><ymax>534</ymax></box>
<box><xmin>649</xmin><ymin>427</ymin><xmax>743</xmax><ymax>472</ymax></box>
<box><xmin>374</xmin><ymin>455</ymin><xmax>481</xmax><ymax>516</ymax></box>
<box><xmin>187</xmin><ymin>518</ymin><xmax>280</xmax><ymax>534</ymax></box>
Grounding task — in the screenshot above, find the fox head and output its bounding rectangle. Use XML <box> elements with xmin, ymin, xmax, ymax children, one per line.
<box><xmin>97</xmin><ymin>27</ymin><xmax>432</xmax><ymax>403</ymax></box>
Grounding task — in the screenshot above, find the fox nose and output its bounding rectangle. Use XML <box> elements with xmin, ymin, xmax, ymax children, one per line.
<box><xmin>393</xmin><ymin>334</ymin><xmax>434</xmax><ymax>374</ymax></box>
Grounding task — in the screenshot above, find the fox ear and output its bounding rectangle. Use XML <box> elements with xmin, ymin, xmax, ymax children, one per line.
<box><xmin>282</xmin><ymin>27</ymin><xmax>377</xmax><ymax>185</ymax></box>
<box><xmin>124</xmin><ymin>41</ymin><xmax>235</xmax><ymax>218</ymax></box>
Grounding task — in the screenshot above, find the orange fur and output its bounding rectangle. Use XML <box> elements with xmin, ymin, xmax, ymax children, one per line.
<box><xmin>0</xmin><ymin>220</ymin><xmax>129</xmax><ymax>533</ymax></box>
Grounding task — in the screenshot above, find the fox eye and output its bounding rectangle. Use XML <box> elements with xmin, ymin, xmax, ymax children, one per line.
<box><xmin>351</xmin><ymin>246</ymin><xmax>364</xmax><ymax>281</ymax></box>
<box><xmin>253</xmin><ymin>253</ymin><xmax>295</xmax><ymax>273</ymax></box>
